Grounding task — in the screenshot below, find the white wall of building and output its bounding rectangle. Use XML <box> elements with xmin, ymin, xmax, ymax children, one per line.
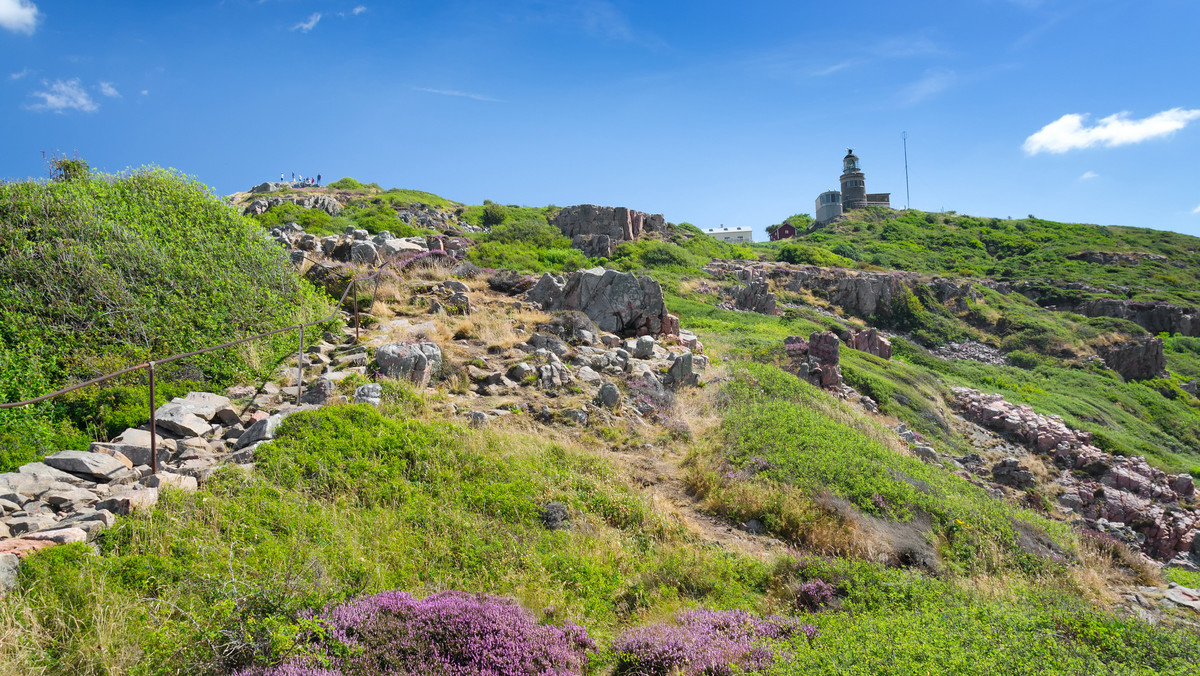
<box><xmin>702</xmin><ymin>226</ymin><xmax>754</xmax><ymax>243</ymax></box>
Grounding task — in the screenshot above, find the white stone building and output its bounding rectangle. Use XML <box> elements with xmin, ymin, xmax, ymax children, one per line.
<box><xmin>702</xmin><ymin>226</ymin><xmax>754</xmax><ymax>244</ymax></box>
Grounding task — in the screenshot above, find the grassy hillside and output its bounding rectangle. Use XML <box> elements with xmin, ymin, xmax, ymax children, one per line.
<box><xmin>0</xmin><ymin>166</ymin><xmax>330</xmax><ymax>469</ymax></box>
<box><xmin>768</xmin><ymin>208</ymin><xmax>1200</xmax><ymax>306</ymax></box>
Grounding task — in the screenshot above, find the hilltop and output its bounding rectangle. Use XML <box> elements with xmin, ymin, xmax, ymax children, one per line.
<box><xmin>0</xmin><ymin>170</ymin><xmax>1197</xmax><ymax>674</ymax></box>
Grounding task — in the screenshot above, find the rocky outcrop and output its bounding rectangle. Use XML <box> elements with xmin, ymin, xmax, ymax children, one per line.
<box><xmin>705</xmin><ymin>260</ymin><xmax>978</xmax><ymax>320</ymax></box>
<box><xmin>785</xmin><ymin>331</ymin><xmax>842</xmax><ymax>389</ymax></box>
<box><xmin>1096</xmin><ymin>337</ymin><xmax>1166</xmax><ymax>381</ymax></box>
<box><xmin>551</xmin><ymin>205</ymin><xmax>666</xmax><ymax>256</ymax></box>
<box><xmin>847</xmin><ymin>328</ymin><xmax>891</xmax><ymax>359</ymax></box>
<box><xmin>1066</xmin><ymin>251</ymin><xmax>1168</xmax><ymax>266</ymax></box>
<box><xmin>245</xmin><ymin>193</ymin><xmax>343</xmax><ymax>217</ymax></box>
<box><xmin>930</xmin><ymin>341</ymin><xmax>1008</xmax><ymax>366</ymax></box>
<box><xmin>1073</xmin><ymin>299</ymin><xmax>1200</xmax><ymax>337</ymax></box>
<box><xmin>724</xmin><ymin>267</ymin><xmax>778</xmax><ymax>316</ymax></box>
<box><xmin>952</xmin><ymin>387</ymin><xmax>1198</xmax><ymax>560</ymax></box>
<box><xmin>526</xmin><ymin>268</ymin><xmax>679</xmax><ymax>337</ymax></box>
<box><xmin>570</xmin><ymin>234</ymin><xmax>614</xmax><ymax>258</ymax></box>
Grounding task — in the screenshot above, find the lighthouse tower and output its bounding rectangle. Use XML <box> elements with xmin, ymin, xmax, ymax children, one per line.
<box><xmin>839</xmin><ymin>148</ymin><xmax>867</xmax><ymax>210</ymax></box>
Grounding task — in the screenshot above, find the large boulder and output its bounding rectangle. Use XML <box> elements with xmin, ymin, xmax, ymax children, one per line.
<box><xmin>525</xmin><ymin>268</ymin><xmax>679</xmax><ymax>337</ymax></box>
<box><xmin>43</xmin><ymin>451</ymin><xmax>132</xmax><ymax>483</ymax></box>
<box><xmin>847</xmin><ymin>328</ymin><xmax>892</xmax><ymax>360</ymax></box>
<box><xmin>375</xmin><ymin>342</ymin><xmax>444</xmax><ymax>387</ymax></box>
<box><xmin>785</xmin><ymin>331</ymin><xmax>842</xmax><ymax>389</ymax></box>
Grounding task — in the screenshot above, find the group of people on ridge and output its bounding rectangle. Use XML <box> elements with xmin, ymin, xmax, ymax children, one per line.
<box><xmin>282</xmin><ymin>171</ymin><xmax>321</xmax><ymax>186</ymax></box>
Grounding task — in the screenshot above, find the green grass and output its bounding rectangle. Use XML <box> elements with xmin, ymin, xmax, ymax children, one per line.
<box><xmin>716</xmin><ymin>362</ymin><xmax>1070</xmax><ymax>575</ymax></box>
<box><xmin>762</xmin><ymin>209</ymin><xmax>1200</xmax><ymax>306</ymax></box>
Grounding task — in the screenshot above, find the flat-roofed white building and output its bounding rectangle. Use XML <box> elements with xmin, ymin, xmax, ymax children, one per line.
<box><xmin>703</xmin><ymin>226</ymin><xmax>754</xmax><ymax>243</ymax></box>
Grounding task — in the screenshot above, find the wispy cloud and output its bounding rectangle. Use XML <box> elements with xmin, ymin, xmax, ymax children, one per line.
<box><xmin>812</xmin><ymin>60</ymin><xmax>854</xmax><ymax>77</ymax></box>
<box><xmin>897</xmin><ymin>68</ymin><xmax>955</xmax><ymax>106</ymax></box>
<box><xmin>9</xmin><ymin>67</ymin><xmax>30</xmax><ymax>80</ymax></box>
<box><xmin>0</xmin><ymin>0</ymin><xmax>39</xmax><ymax>35</ymax></box>
<box><xmin>1024</xmin><ymin>108</ymin><xmax>1200</xmax><ymax>155</ymax></box>
<box><xmin>27</xmin><ymin>78</ymin><xmax>98</xmax><ymax>113</ymax></box>
<box><xmin>99</xmin><ymin>81</ymin><xmax>120</xmax><ymax>98</ymax></box>
<box><xmin>140</xmin><ymin>89</ymin><xmax>148</xmax><ymax>96</ymax></box>
<box><xmin>1079</xmin><ymin>171</ymin><xmax>1099</xmax><ymax>181</ymax></box>
<box><xmin>577</xmin><ymin>0</ymin><xmax>632</xmax><ymax>40</ymax></box>
<box><xmin>1192</xmin><ymin>205</ymin><xmax>1200</xmax><ymax>215</ymax></box>
<box><xmin>352</xmin><ymin>5</ymin><xmax>366</xmax><ymax>15</ymax></box>
<box><xmin>413</xmin><ymin>87</ymin><xmax>502</xmax><ymax>103</ymax></box>
<box><xmin>292</xmin><ymin>12</ymin><xmax>321</xmax><ymax>33</ymax></box>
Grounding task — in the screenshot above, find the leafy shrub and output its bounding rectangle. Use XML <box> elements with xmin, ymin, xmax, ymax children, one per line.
<box><xmin>253</xmin><ymin>201</ymin><xmax>332</xmax><ymax>233</ymax></box>
<box><xmin>243</xmin><ymin>590</ymin><xmax>594</xmax><ymax>676</ymax></box>
<box><xmin>487</xmin><ymin>219</ymin><xmax>570</xmax><ymax>248</ymax></box>
<box><xmin>482</xmin><ymin>201</ymin><xmax>507</xmax><ymax>227</ymax></box>
<box><xmin>776</xmin><ymin>243</ymin><xmax>853</xmax><ymax>268</ymax></box>
<box><xmin>0</xmin><ymin>168</ymin><xmax>330</xmax><ymax>469</ymax></box>
<box><xmin>612</xmin><ymin>609</ymin><xmax>815</xmax><ymax>676</ymax></box>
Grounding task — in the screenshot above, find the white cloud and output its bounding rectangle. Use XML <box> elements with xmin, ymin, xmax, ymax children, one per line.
<box><xmin>1023</xmin><ymin>108</ymin><xmax>1200</xmax><ymax>155</ymax></box>
<box><xmin>9</xmin><ymin>67</ymin><xmax>30</xmax><ymax>80</ymax></box>
<box><xmin>352</xmin><ymin>6</ymin><xmax>366</xmax><ymax>15</ymax></box>
<box><xmin>140</xmin><ymin>89</ymin><xmax>148</xmax><ymax>96</ymax></box>
<box><xmin>292</xmin><ymin>12</ymin><xmax>321</xmax><ymax>32</ymax></box>
<box><xmin>1192</xmin><ymin>205</ymin><xmax>1200</xmax><ymax>215</ymax></box>
<box><xmin>897</xmin><ymin>68</ymin><xmax>955</xmax><ymax>106</ymax></box>
<box><xmin>1079</xmin><ymin>171</ymin><xmax>1099</xmax><ymax>181</ymax></box>
<box><xmin>27</xmin><ymin>78</ymin><xmax>98</xmax><ymax>113</ymax></box>
<box><xmin>413</xmin><ymin>87</ymin><xmax>501</xmax><ymax>103</ymax></box>
<box><xmin>99</xmin><ymin>81</ymin><xmax>119</xmax><ymax>98</ymax></box>
<box><xmin>0</xmin><ymin>0</ymin><xmax>39</xmax><ymax>35</ymax></box>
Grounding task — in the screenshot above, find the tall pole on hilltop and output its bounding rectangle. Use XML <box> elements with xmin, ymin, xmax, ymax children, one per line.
<box><xmin>902</xmin><ymin>131</ymin><xmax>911</xmax><ymax>210</ymax></box>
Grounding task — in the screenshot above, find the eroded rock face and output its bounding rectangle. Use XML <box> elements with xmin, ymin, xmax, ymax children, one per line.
<box><xmin>705</xmin><ymin>260</ymin><xmax>978</xmax><ymax>320</ymax></box>
<box><xmin>526</xmin><ymin>268</ymin><xmax>679</xmax><ymax>337</ymax></box>
<box><xmin>551</xmin><ymin>205</ymin><xmax>666</xmax><ymax>246</ymax></box>
<box><xmin>847</xmin><ymin>328</ymin><xmax>892</xmax><ymax>360</ymax></box>
<box><xmin>729</xmin><ymin>273</ymin><xmax>778</xmax><ymax>316</ymax></box>
<box><xmin>1096</xmin><ymin>336</ymin><xmax>1166</xmax><ymax>381</ymax></box>
<box><xmin>785</xmin><ymin>331</ymin><xmax>842</xmax><ymax>389</ymax></box>
<box><xmin>1074</xmin><ymin>299</ymin><xmax>1200</xmax><ymax>337</ymax></box>
<box><xmin>953</xmin><ymin>387</ymin><xmax>1198</xmax><ymax>560</ymax></box>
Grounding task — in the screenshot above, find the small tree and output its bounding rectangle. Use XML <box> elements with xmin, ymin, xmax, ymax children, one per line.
<box><xmin>49</xmin><ymin>156</ymin><xmax>89</xmax><ymax>182</ymax></box>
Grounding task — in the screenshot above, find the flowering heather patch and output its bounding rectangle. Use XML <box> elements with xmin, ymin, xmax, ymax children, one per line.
<box><xmin>241</xmin><ymin>590</ymin><xmax>594</xmax><ymax>676</ymax></box>
<box><xmin>794</xmin><ymin>579</ymin><xmax>836</xmax><ymax>611</ymax></box>
<box><xmin>612</xmin><ymin>609</ymin><xmax>817</xmax><ymax>676</ymax></box>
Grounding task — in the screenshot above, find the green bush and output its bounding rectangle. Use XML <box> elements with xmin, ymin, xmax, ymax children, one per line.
<box><xmin>0</xmin><ymin>168</ymin><xmax>331</xmax><ymax>470</ymax></box>
<box><xmin>776</xmin><ymin>243</ymin><xmax>854</xmax><ymax>267</ymax></box>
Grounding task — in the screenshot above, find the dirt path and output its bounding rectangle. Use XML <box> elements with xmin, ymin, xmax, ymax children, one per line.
<box><xmin>609</xmin><ymin>440</ymin><xmax>790</xmax><ymax>560</ymax></box>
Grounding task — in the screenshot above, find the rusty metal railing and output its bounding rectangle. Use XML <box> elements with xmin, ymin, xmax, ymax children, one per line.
<box><xmin>0</xmin><ymin>256</ymin><xmax>393</xmax><ymax>474</ymax></box>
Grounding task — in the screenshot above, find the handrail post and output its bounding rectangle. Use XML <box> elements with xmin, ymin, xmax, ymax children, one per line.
<box><xmin>296</xmin><ymin>325</ymin><xmax>304</xmax><ymax>405</ymax></box>
<box><xmin>148</xmin><ymin>361</ymin><xmax>158</xmax><ymax>475</ymax></box>
<box><xmin>353</xmin><ymin>278</ymin><xmax>359</xmax><ymax>341</ymax></box>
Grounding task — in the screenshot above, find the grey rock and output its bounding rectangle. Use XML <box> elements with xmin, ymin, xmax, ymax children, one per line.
<box><xmin>525</xmin><ymin>268</ymin><xmax>678</xmax><ymax>337</ymax></box>
<box><xmin>153</xmin><ymin>402</ymin><xmax>212</xmax><ymax>437</ymax></box>
<box><xmin>42</xmin><ymin>486</ymin><xmax>100</xmax><ymax>508</ymax></box>
<box><xmin>0</xmin><ymin>553</ymin><xmax>19</xmax><ymax>591</ymax></box>
<box><xmin>576</xmin><ymin>365</ymin><xmax>602</xmax><ymax>384</ymax></box>
<box><xmin>561</xmin><ymin>409</ymin><xmax>589</xmax><ymax>425</ymax></box>
<box><xmin>43</xmin><ymin>451</ymin><xmax>130</xmax><ymax>482</ymax></box>
<box><xmin>596</xmin><ymin>382</ymin><xmax>621</xmax><ymax>409</ymax></box>
<box><xmin>89</xmin><ymin>428</ymin><xmax>170</xmax><ymax>468</ymax></box>
<box><xmin>354</xmin><ymin>383</ymin><xmax>383</xmax><ymax>405</ymax></box>
<box><xmin>350</xmin><ymin>240</ymin><xmax>378</xmax><ymax>264</ymax></box>
<box><xmin>465</xmin><ymin>411</ymin><xmax>489</xmax><ymax>428</ymax></box>
<box><xmin>96</xmin><ymin>487</ymin><xmax>159</xmax><ymax>515</ymax></box>
<box><xmin>17</xmin><ymin>462</ymin><xmax>90</xmax><ymax>486</ymax></box>
<box><xmin>234</xmin><ymin>414</ymin><xmax>285</xmax><ymax>450</ymax></box>
<box><xmin>666</xmin><ymin>351</ymin><xmax>698</xmax><ymax>388</ymax></box>
<box><xmin>23</xmin><ymin>528</ymin><xmax>88</xmax><ymax>545</ymax></box>
<box><xmin>300</xmin><ymin>378</ymin><xmax>336</xmax><ymax>405</ymax></box>
<box><xmin>7</xmin><ymin>515</ymin><xmax>58</xmax><ymax>536</ymax></box>
<box><xmin>632</xmin><ymin>335</ymin><xmax>655</xmax><ymax>359</ymax></box>
<box><xmin>376</xmin><ymin>342</ymin><xmax>443</xmax><ymax>387</ymax></box>
<box><xmin>141</xmin><ymin>472</ymin><xmax>199</xmax><ymax>492</ymax></box>
<box><xmin>507</xmin><ymin>363</ymin><xmax>536</xmax><ymax>382</ymax></box>
<box><xmin>913</xmin><ymin>446</ymin><xmax>938</xmax><ymax>462</ymax></box>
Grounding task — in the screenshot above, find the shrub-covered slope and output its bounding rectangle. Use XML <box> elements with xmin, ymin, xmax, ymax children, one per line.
<box><xmin>0</xmin><ymin>167</ymin><xmax>329</xmax><ymax>469</ymax></box>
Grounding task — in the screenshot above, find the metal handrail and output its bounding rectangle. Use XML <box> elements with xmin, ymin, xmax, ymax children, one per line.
<box><xmin>0</xmin><ymin>253</ymin><xmax>397</xmax><ymax>474</ymax></box>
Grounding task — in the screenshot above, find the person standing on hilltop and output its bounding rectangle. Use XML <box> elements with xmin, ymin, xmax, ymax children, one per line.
<box><xmin>291</xmin><ymin>171</ymin><xmax>295</xmax><ymax>182</ymax></box>
<box><xmin>317</xmin><ymin>173</ymin><xmax>321</xmax><ymax>185</ymax></box>
<box><xmin>280</xmin><ymin>172</ymin><xmax>284</xmax><ymax>182</ymax></box>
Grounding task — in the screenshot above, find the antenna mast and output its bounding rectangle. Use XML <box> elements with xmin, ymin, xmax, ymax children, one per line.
<box><xmin>902</xmin><ymin>131</ymin><xmax>911</xmax><ymax>210</ymax></box>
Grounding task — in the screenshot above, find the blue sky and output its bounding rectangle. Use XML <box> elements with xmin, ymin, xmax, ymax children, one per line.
<box><xmin>2</xmin><ymin>0</ymin><xmax>1199</xmax><ymax>241</ymax></box>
